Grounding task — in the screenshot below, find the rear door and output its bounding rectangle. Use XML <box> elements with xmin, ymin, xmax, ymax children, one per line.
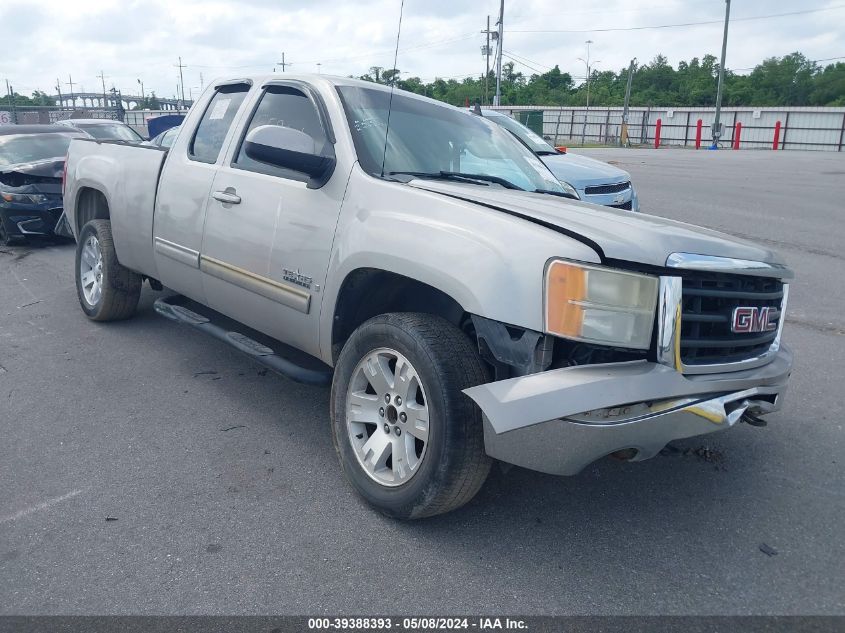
<box><xmin>199</xmin><ymin>81</ymin><xmax>343</xmax><ymax>358</ymax></box>
<box><xmin>152</xmin><ymin>82</ymin><xmax>251</xmax><ymax>302</ymax></box>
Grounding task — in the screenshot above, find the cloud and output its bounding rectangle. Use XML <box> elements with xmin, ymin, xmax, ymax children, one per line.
<box><xmin>1</xmin><ymin>0</ymin><xmax>842</xmax><ymax>100</ymax></box>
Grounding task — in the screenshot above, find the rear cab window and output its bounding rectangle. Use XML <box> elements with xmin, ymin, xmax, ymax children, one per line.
<box><xmin>189</xmin><ymin>84</ymin><xmax>250</xmax><ymax>164</ymax></box>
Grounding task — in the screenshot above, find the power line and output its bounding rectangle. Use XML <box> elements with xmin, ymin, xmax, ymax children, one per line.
<box><xmin>732</xmin><ymin>55</ymin><xmax>845</xmax><ymax>72</ymax></box>
<box><xmin>188</xmin><ymin>32</ymin><xmax>479</xmax><ymax>71</ymax></box>
<box><xmin>502</xmin><ymin>50</ymin><xmax>552</xmax><ymax>71</ymax></box>
<box><xmin>501</xmin><ymin>54</ymin><xmax>545</xmax><ymax>74</ymax></box>
<box><xmin>507</xmin><ymin>5</ymin><xmax>845</xmax><ymax>34</ymax></box>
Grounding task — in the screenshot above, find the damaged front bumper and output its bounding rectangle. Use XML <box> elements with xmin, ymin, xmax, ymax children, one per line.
<box><xmin>463</xmin><ymin>345</ymin><xmax>792</xmax><ymax>476</ymax></box>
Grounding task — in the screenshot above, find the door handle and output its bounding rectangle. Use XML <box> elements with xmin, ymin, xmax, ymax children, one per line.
<box><xmin>212</xmin><ymin>188</ymin><xmax>241</xmax><ymax>205</ymax></box>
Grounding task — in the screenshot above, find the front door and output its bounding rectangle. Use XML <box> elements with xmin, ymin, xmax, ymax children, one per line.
<box><xmin>199</xmin><ymin>82</ymin><xmax>344</xmax><ymax>358</ymax></box>
<box><xmin>152</xmin><ymin>83</ymin><xmax>250</xmax><ymax>302</ymax></box>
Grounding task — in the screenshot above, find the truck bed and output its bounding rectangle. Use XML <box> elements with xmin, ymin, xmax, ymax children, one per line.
<box><xmin>65</xmin><ymin>138</ymin><xmax>168</xmax><ymax>279</ymax></box>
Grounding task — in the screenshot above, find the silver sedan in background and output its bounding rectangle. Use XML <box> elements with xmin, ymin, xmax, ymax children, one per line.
<box><xmin>474</xmin><ymin>108</ymin><xmax>640</xmax><ymax>211</ymax></box>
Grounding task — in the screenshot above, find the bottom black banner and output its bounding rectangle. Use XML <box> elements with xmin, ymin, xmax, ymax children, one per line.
<box><xmin>0</xmin><ymin>616</ymin><xmax>842</xmax><ymax>633</ymax></box>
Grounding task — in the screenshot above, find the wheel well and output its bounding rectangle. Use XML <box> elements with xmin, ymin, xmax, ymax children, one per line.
<box><xmin>331</xmin><ymin>268</ymin><xmax>467</xmax><ymax>361</ymax></box>
<box><xmin>76</xmin><ymin>188</ymin><xmax>110</xmax><ymax>235</ymax></box>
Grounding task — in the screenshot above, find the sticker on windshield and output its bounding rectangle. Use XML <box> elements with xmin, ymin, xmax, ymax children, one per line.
<box><xmin>353</xmin><ymin>117</ymin><xmax>383</xmax><ymax>132</ymax></box>
<box><xmin>208</xmin><ymin>98</ymin><xmax>231</xmax><ymax>121</ymax></box>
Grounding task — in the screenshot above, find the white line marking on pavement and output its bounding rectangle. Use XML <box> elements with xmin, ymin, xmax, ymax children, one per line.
<box><xmin>0</xmin><ymin>489</ymin><xmax>86</xmax><ymax>524</ymax></box>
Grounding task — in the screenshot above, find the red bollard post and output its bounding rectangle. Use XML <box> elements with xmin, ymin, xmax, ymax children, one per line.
<box><xmin>733</xmin><ymin>121</ymin><xmax>742</xmax><ymax>150</ymax></box>
<box><xmin>772</xmin><ymin>120</ymin><xmax>782</xmax><ymax>150</ymax></box>
<box><xmin>654</xmin><ymin>118</ymin><xmax>662</xmax><ymax>149</ymax></box>
<box><xmin>695</xmin><ymin>119</ymin><xmax>703</xmax><ymax>149</ymax></box>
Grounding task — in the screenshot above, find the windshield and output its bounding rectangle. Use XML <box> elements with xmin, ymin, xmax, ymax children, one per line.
<box><xmin>337</xmin><ymin>86</ymin><xmax>564</xmax><ymax>193</ymax></box>
<box><xmin>78</xmin><ymin>123</ymin><xmax>143</xmax><ymax>142</ymax></box>
<box><xmin>0</xmin><ymin>133</ymin><xmax>81</xmax><ymax>166</ymax></box>
<box><xmin>484</xmin><ymin>112</ymin><xmax>558</xmax><ymax>154</ymax></box>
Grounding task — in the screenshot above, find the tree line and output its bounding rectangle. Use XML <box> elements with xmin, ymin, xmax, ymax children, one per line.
<box><xmin>2</xmin><ymin>51</ymin><xmax>841</xmax><ymax>110</ymax></box>
<box><xmin>360</xmin><ymin>52</ymin><xmax>845</xmax><ymax>108</ymax></box>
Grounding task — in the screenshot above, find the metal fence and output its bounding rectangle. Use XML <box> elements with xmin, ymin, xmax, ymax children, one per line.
<box><xmin>0</xmin><ymin>106</ymin><xmax>189</xmax><ymax>137</ymax></box>
<box><xmin>495</xmin><ymin>106</ymin><xmax>845</xmax><ymax>152</ymax></box>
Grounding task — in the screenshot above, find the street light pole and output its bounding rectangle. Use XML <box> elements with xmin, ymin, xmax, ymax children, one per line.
<box><xmin>494</xmin><ymin>0</ymin><xmax>504</xmax><ymax>106</ymax></box>
<box><xmin>577</xmin><ymin>41</ymin><xmax>600</xmax><ymax>145</ymax></box>
<box><xmin>712</xmin><ymin>0</ymin><xmax>731</xmax><ymax>148</ymax></box>
<box><xmin>137</xmin><ymin>79</ymin><xmax>145</xmax><ymax>107</ymax></box>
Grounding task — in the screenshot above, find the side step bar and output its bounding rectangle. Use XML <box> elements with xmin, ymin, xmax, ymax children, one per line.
<box><xmin>153</xmin><ymin>296</ymin><xmax>332</xmax><ymax>386</ymax></box>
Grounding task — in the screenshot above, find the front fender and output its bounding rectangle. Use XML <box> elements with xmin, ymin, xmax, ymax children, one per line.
<box><xmin>318</xmin><ymin>168</ymin><xmax>601</xmax><ymax>363</ymax></box>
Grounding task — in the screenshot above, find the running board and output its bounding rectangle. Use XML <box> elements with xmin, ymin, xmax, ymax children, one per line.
<box><xmin>153</xmin><ymin>296</ymin><xmax>332</xmax><ymax>386</ymax></box>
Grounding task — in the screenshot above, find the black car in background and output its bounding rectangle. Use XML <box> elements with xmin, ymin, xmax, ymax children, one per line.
<box><xmin>55</xmin><ymin>118</ymin><xmax>145</xmax><ymax>142</ymax></box>
<box><xmin>0</xmin><ymin>125</ymin><xmax>87</xmax><ymax>246</ymax></box>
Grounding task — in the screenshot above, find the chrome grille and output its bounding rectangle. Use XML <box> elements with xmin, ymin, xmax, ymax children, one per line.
<box><xmin>584</xmin><ymin>181</ymin><xmax>630</xmax><ymax>195</ymax></box>
<box><xmin>679</xmin><ymin>272</ymin><xmax>784</xmax><ymax>367</ymax></box>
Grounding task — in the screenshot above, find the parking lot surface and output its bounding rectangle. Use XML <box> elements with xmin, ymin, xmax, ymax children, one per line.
<box><xmin>1</xmin><ymin>149</ymin><xmax>843</xmax><ymax>615</ymax></box>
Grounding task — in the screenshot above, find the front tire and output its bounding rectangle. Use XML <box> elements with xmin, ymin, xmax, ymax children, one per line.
<box><xmin>331</xmin><ymin>313</ymin><xmax>492</xmax><ymax>519</ymax></box>
<box><xmin>75</xmin><ymin>219</ymin><xmax>142</xmax><ymax>321</ymax></box>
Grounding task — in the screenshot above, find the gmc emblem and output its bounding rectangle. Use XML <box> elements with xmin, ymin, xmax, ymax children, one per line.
<box><xmin>731</xmin><ymin>306</ymin><xmax>777</xmax><ymax>333</ymax></box>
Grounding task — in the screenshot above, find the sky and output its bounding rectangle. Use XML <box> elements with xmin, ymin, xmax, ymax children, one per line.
<box><xmin>1</xmin><ymin>0</ymin><xmax>843</xmax><ymax>102</ymax></box>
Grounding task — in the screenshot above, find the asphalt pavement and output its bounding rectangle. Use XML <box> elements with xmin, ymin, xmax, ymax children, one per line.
<box><xmin>1</xmin><ymin>148</ymin><xmax>843</xmax><ymax>615</ymax></box>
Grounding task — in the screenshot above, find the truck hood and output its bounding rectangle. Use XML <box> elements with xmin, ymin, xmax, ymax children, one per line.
<box><xmin>409</xmin><ymin>180</ymin><xmax>789</xmax><ymax>272</ymax></box>
<box><xmin>539</xmin><ymin>152</ymin><xmax>631</xmax><ymax>189</ymax></box>
<box><xmin>0</xmin><ymin>158</ymin><xmax>64</xmax><ymax>187</ymax></box>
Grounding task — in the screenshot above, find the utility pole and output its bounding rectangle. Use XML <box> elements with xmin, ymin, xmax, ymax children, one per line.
<box><xmin>97</xmin><ymin>70</ymin><xmax>108</xmax><ymax>109</ymax></box>
<box><xmin>712</xmin><ymin>0</ymin><xmax>731</xmax><ymax>148</ymax></box>
<box><xmin>56</xmin><ymin>79</ymin><xmax>63</xmax><ymax>110</ymax></box>
<box><xmin>317</xmin><ymin>62</ymin><xmax>322</xmax><ymax>74</ymax></box>
<box><xmin>621</xmin><ymin>58</ymin><xmax>637</xmax><ymax>147</ymax></box>
<box><xmin>176</xmin><ymin>57</ymin><xmax>187</xmax><ymax>108</ymax></box>
<box><xmin>494</xmin><ymin>0</ymin><xmax>504</xmax><ymax>106</ymax></box>
<box><xmin>5</xmin><ymin>80</ymin><xmax>17</xmax><ymax>123</ymax></box>
<box><xmin>66</xmin><ymin>74</ymin><xmax>76</xmax><ymax>109</ymax></box>
<box><xmin>137</xmin><ymin>79</ymin><xmax>145</xmax><ymax>104</ymax></box>
<box><xmin>277</xmin><ymin>52</ymin><xmax>292</xmax><ymax>72</ymax></box>
<box><xmin>481</xmin><ymin>15</ymin><xmax>494</xmax><ymax>105</ymax></box>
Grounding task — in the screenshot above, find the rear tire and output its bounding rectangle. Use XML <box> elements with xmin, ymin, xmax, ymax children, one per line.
<box><xmin>75</xmin><ymin>219</ymin><xmax>141</xmax><ymax>321</ymax></box>
<box><xmin>331</xmin><ymin>313</ymin><xmax>492</xmax><ymax>519</ymax></box>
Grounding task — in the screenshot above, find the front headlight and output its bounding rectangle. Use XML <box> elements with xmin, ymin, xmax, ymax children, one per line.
<box><xmin>0</xmin><ymin>192</ymin><xmax>49</xmax><ymax>204</ymax></box>
<box><xmin>559</xmin><ymin>180</ymin><xmax>580</xmax><ymax>199</ymax></box>
<box><xmin>545</xmin><ymin>260</ymin><xmax>658</xmax><ymax>349</ymax></box>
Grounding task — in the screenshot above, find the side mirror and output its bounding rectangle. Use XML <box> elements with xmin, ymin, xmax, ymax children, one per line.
<box><xmin>243</xmin><ymin>125</ymin><xmax>335</xmax><ymax>187</ymax></box>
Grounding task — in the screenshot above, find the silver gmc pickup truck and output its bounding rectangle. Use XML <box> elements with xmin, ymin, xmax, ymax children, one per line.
<box><xmin>64</xmin><ymin>75</ymin><xmax>793</xmax><ymax>519</ymax></box>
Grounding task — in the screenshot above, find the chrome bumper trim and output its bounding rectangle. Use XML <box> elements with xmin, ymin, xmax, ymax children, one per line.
<box><xmin>666</xmin><ymin>252</ymin><xmax>794</xmax><ymax>280</ymax></box>
<box><xmin>480</xmin><ymin>383</ymin><xmax>787</xmax><ymax>476</ymax></box>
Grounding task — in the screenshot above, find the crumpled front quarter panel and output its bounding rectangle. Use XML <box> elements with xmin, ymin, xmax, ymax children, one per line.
<box><xmin>319</xmin><ymin>168</ymin><xmax>601</xmax><ymax>362</ymax></box>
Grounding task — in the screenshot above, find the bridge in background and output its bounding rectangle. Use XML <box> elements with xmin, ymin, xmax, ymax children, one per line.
<box><xmin>48</xmin><ymin>92</ymin><xmax>193</xmax><ymax>111</ymax></box>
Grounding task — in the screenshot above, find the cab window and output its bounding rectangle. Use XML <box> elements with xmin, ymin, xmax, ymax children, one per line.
<box><xmin>233</xmin><ymin>85</ymin><xmax>327</xmax><ymax>179</ymax></box>
<box><xmin>189</xmin><ymin>84</ymin><xmax>249</xmax><ymax>164</ymax></box>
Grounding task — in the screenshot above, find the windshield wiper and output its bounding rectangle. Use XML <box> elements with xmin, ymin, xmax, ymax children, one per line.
<box><xmin>533</xmin><ymin>188</ymin><xmax>579</xmax><ymax>200</ymax></box>
<box><xmin>387</xmin><ymin>170</ymin><xmax>522</xmax><ymax>190</ymax></box>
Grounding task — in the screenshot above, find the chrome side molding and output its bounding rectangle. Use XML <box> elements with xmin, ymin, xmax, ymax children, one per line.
<box><xmin>154</xmin><ymin>237</ymin><xmax>200</xmax><ymax>269</ymax></box>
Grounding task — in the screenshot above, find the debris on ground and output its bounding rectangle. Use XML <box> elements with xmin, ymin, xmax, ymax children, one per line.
<box><xmin>220</xmin><ymin>425</ymin><xmax>246</xmax><ymax>432</ymax></box>
<box><xmin>105</xmin><ymin>517</ymin><xmax>118</xmax><ymax>522</ymax></box>
<box><xmin>206</xmin><ymin>543</ymin><xmax>222</xmax><ymax>553</ymax></box>
<box><xmin>193</xmin><ymin>370</ymin><xmax>218</xmax><ymax>377</ymax></box>
<box><xmin>759</xmin><ymin>543</ymin><xmax>778</xmax><ymax>557</ymax></box>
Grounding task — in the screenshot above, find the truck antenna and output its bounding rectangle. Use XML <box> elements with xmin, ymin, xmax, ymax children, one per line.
<box><xmin>380</xmin><ymin>0</ymin><xmax>405</xmax><ymax>178</ymax></box>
